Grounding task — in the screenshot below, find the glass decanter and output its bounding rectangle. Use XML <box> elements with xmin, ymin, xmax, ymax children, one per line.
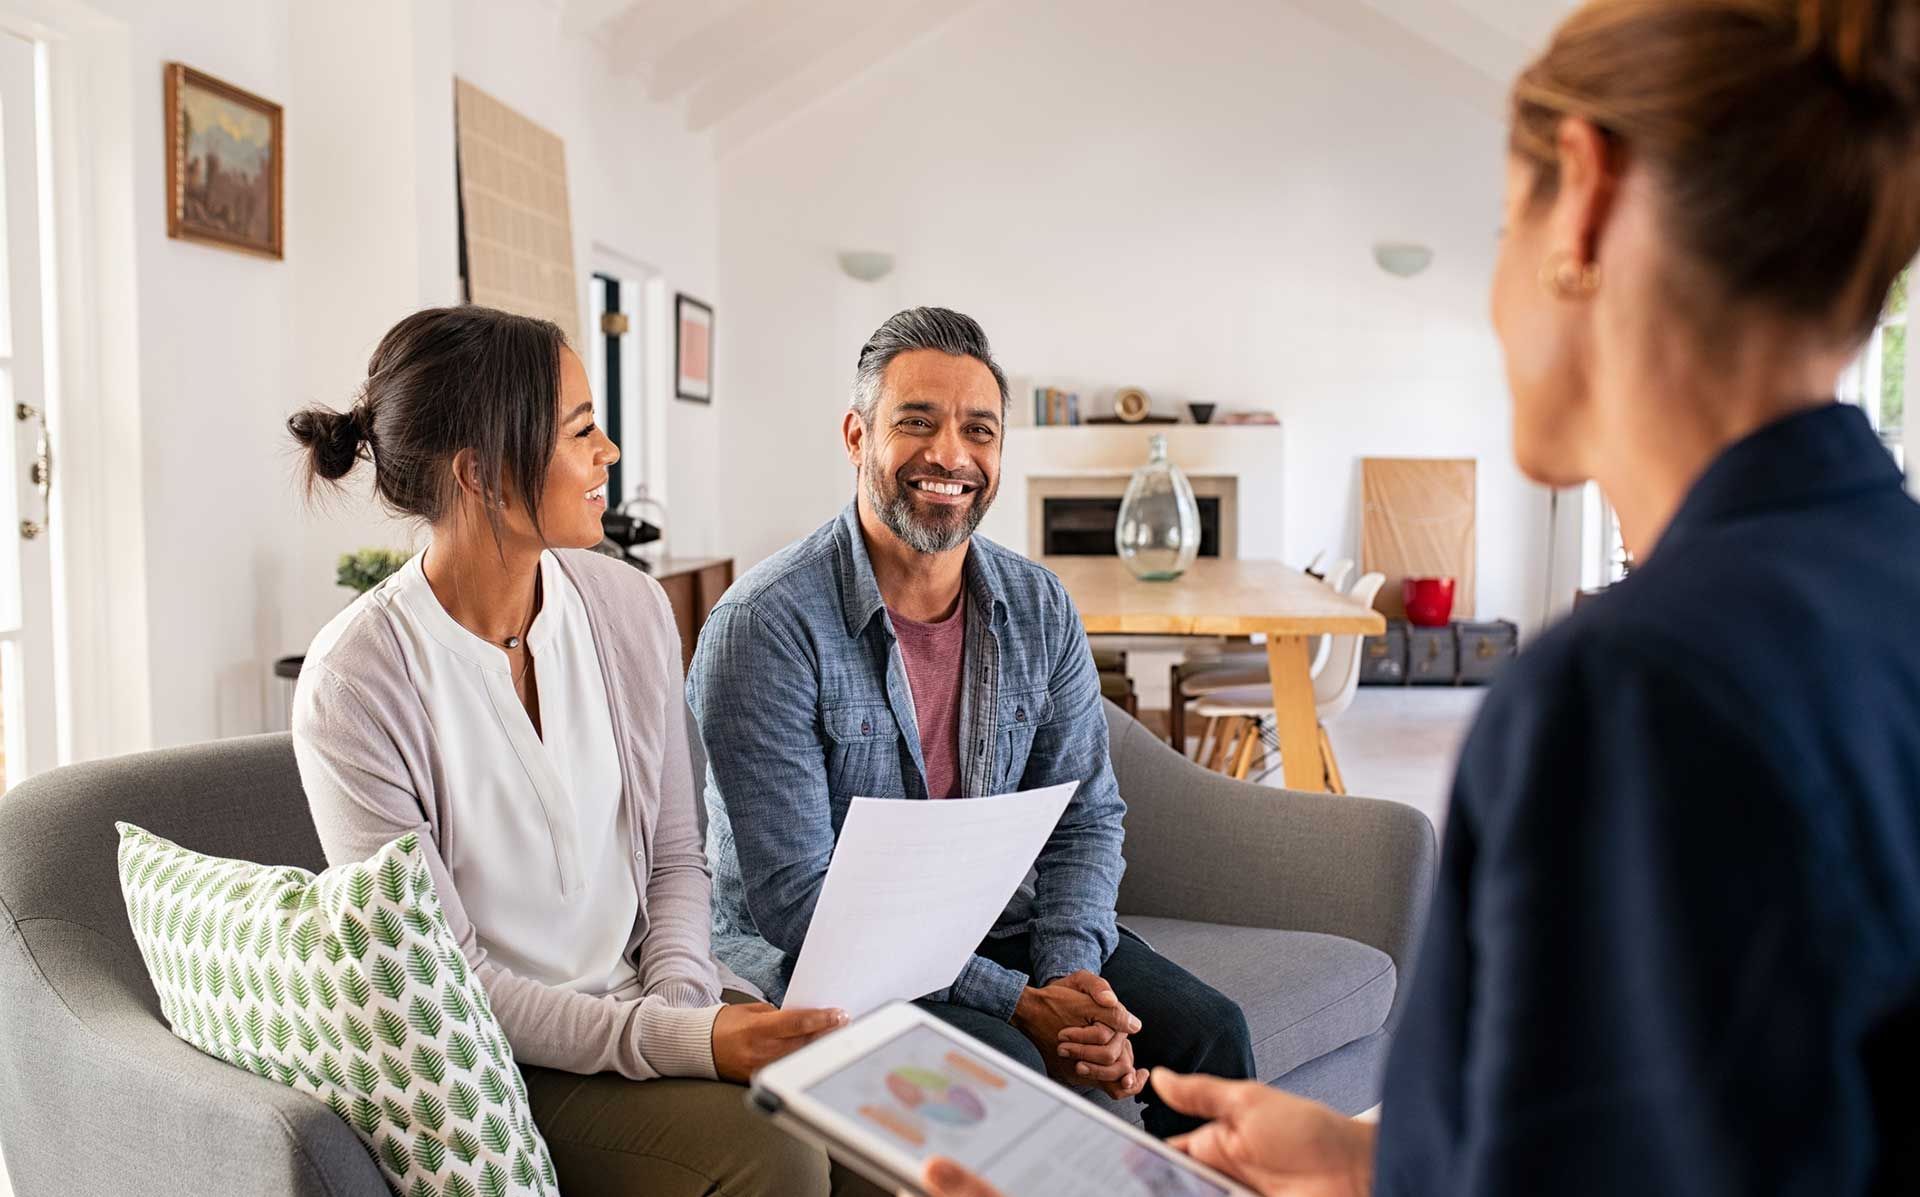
<box><xmin>1115</xmin><ymin>433</ymin><xmax>1200</xmax><ymax>581</ymax></box>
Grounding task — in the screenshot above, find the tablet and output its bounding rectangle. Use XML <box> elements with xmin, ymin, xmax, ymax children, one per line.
<box><xmin>749</xmin><ymin>1002</ymin><xmax>1255</xmax><ymax>1197</ymax></box>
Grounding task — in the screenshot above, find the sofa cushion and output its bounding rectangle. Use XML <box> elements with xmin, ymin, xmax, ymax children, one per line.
<box><xmin>116</xmin><ymin>823</ymin><xmax>558</xmax><ymax>1196</ymax></box>
<box><xmin>1122</xmin><ymin>916</ymin><xmax>1395</xmax><ymax>1082</ymax></box>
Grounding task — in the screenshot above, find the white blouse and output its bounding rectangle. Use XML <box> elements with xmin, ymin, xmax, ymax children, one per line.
<box><xmin>375</xmin><ymin>551</ymin><xmax>641</xmax><ymax>996</ymax></box>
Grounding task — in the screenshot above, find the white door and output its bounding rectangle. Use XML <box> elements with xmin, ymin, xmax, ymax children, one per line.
<box><xmin>0</xmin><ymin>31</ymin><xmax>58</xmax><ymax>788</ymax></box>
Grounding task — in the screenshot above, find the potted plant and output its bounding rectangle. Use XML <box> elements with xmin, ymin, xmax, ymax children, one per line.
<box><xmin>335</xmin><ymin>547</ymin><xmax>412</xmax><ymax>595</ymax></box>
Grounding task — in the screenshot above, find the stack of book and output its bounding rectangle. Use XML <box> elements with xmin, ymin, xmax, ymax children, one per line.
<box><xmin>1033</xmin><ymin>387</ymin><xmax>1082</xmax><ymax>425</ymax></box>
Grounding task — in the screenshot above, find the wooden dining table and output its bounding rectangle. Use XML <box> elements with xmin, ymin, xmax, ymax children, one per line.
<box><xmin>1042</xmin><ymin>556</ymin><xmax>1386</xmax><ymax>793</ymax></box>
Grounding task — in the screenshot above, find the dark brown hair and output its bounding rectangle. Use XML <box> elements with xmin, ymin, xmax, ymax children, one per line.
<box><xmin>1512</xmin><ymin>0</ymin><xmax>1920</xmax><ymax>337</ymax></box>
<box><xmin>288</xmin><ymin>305</ymin><xmax>567</xmax><ymax>548</ymax></box>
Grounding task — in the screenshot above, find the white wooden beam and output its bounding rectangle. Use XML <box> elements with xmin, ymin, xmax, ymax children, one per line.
<box><xmin>644</xmin><ymin>0</ymin><xmax>817</xmax><ymax>102</ymax></box>
<box><xmin>1352</xmin><ymin>0</ymin><xmax>1537</xmax><ymax>84</ymax></box>
<box><xmin>710</xmin><ymin>0</ymin><xmax>982</xmax><ymax>151</ymax></box>
<box><xmin>1279</xmin><ymin>0</ymin><xmax>1510</xmax><ymax>118</ymax></box>
<box><xmin>561</xmin><ymin>0</ymin><xmax>637</xmax><ymax>37</ymax></box>
<box><xmin>602</xmin><ymin>0</ymin><xmax>753</xmax><ymax>80</ymax></box>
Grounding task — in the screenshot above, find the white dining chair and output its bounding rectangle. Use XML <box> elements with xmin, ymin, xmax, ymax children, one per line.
<box><xmin>1190</xmin><ymin>571</ymin><xmax>1388</xmax><ymax>790</ymax></box>
<box><xmin>1170</xmin><ymin>559</ymin><xmax>1367</xmax><ymax>755</ymax></box>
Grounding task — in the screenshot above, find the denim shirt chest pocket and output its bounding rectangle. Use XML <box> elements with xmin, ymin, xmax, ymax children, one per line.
<box><xmin>994</xmin><ymin>687</ymin><xmax>1050</xmax><ymax>791</ymax></box>
<box><xmin>821</xmin><ymin>700</ymin><xmax>908</xmax><ymax>812</ymax></box>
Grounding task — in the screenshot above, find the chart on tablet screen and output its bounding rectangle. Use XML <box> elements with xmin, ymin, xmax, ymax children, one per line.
<box><xmin>808</xmin><ymin>1026</ymin><xmax>1231</xmax><ymax>1197</ymax></box>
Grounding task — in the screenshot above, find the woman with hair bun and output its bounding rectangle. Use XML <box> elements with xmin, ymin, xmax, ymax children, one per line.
<box><xmin>926</xmin><ymin>1</ymin><xmax>1920</xmax><ymax>1193</ymax></box>
<box><xmin>288</xmin><ymin>305</ymin><xmax>877</xmax><ymax>1197</ymax></box>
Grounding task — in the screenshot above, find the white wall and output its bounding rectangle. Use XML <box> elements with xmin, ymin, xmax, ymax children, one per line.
<box><xmin>86</xmin><ymin>0</ymin><xmax>297</xmax><ymax>747</ymax></box>
<box><xmin>716</xmin><ymin>0</ymin><xmax>1557</xmax><ymax>629</ymax></box>
<box><xmin>451</xmin><ymin>0</ymin><xmax>724</xmax><ymax>556</ymax></box>
<box><xmin>45</xmin><ymin>0</ymin><xmax>718</xmax><ymax>751</ymax></box>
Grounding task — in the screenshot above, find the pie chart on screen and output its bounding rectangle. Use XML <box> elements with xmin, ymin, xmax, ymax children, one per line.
<box><xmin>885</xmin><ymin>1066</ymin><xmax>987</xmax><ymax>1127</ymax></box>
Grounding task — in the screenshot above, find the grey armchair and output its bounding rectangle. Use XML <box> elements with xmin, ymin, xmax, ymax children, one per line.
<box><xmin>0</xmin><ymin>702</ymin><xmax>1433</xmax><ymax>1195</ymax></box>
<box><xmin>1101</xmin><ymin>700</ymin><xmax>1436</xmax><ymax>1117</ymax></box>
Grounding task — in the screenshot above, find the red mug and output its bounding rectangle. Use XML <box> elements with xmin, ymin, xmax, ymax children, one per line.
<box><xmin>1403</xmin><ymin>577</ymin><xmax>1455</xmax><ymax>627</ymax></box>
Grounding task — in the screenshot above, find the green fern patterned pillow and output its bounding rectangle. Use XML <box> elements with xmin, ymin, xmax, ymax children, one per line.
<box><xmin>115</xmin><ymin>824</ymin><xmax>558</xmax><ymax>1197</ymax></box>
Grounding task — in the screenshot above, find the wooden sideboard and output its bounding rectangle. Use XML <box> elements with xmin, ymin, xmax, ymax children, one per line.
<box><xmin>650</xmin><ymin>556</ymin><xmax>735</xmax><ymax>670</ymax></box>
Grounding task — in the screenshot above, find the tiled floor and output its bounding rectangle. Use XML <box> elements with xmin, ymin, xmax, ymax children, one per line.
<box><xmin>1319</xmin><ymin>687</ymin><xmax>1483</xmax><ymax>832</ymax></box>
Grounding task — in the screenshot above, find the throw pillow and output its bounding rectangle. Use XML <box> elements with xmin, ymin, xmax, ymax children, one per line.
<box><xmin>116</xmin><ymin>823</ymin><xmax>558</xmax><ymax>1197</ymax></box>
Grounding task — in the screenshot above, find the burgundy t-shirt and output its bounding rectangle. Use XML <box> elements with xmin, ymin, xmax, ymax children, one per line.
<box><xmin>888</xmin><ymin>602</ymin><xmax>967</xmax><ymax>800</ymax></box>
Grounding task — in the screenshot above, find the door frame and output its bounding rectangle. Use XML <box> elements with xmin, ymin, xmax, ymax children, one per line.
<box><xmin>0</xmin><ymin>0</ymin><xmax>150</xmax><ymax>771</ymax></box>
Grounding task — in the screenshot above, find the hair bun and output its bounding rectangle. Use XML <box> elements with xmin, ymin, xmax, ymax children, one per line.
<box><xmin>287</xmin><ymin>405</ymin><xmax>367</xmax><ymax>482</ymax></box>
<box><xmin>1800</xmin><ymin>0</ymin><xmax>1920</xmax><ymax>115</ymax></box>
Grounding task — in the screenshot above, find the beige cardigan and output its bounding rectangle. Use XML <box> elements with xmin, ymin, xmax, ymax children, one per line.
<box><xmin>292</xmin><ymin>548</ymin><xmax>727</xmax><ymax>1081</ymax></box>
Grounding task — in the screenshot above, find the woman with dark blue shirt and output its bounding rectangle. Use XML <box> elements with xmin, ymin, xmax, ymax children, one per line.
<box><xmin>925</xmin><ymin>0</ymin><xmax>1920</xmax><ymax>1193</ymax></box>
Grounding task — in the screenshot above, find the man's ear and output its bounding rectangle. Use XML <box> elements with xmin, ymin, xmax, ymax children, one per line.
<box><xmin>843</xmin><ymin>410</ymin><xmax>866</xmax><ymax>471</ymax></box>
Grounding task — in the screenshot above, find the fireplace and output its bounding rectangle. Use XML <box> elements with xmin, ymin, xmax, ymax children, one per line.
<box><xmin>1042</xmin><ymin>496</ymin><xmax>1223</xmax><ymax>557</ymax></box>
<box><xmin>1026</xmin><ymin>474</ymin><xmax>1239</xmax><ymax>559</ymax></box>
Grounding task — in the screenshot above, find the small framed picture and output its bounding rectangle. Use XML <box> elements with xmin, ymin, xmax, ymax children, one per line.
<box><xmin>165</xmin><ymin>63</ymin><xmax>284</xmax><ymax>259</ymax></box>
<box><xmin>675</xmin><ymin>294</ymin><xmax>713</xmax><ymax>403</ymax></box>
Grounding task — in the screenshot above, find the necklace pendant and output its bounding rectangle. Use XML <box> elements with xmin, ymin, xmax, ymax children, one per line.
<box><xmin>504</xmin><ymin>636</ymin><xmax>521</xmax><ymax>650</ymax></box>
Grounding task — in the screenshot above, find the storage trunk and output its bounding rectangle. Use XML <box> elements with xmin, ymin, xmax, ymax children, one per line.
<box><xmin>1407</xmin><ymin>625</ymin><xmax>1458</xmax><ymax>685</ymax></box>
<box><xmin>1359</xmin><ymin>620</ymin><xmax>1409</xmax><ymax>686</ymax></box>
<box><xmin>1454</xmin><ymin>619</ymin><xmax>1519</xmax><ymax>685</ymax></box>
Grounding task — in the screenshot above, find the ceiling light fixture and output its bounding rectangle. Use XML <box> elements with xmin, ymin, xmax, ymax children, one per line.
<box><xmin>1373</xmin><ymin>242</ymin><xmax>1434</xmax><ymax>278</ymax></box>
<box><xmin>837</xmin><ymin>250</ymin><xmax>895</xmax><ymax>282</ymax></box>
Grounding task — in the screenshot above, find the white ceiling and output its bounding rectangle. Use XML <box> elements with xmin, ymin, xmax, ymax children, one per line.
<box><xmin>562</xmin><ymin>0</ymin><xmax>1579</xmax><ymax>150</ymax></box>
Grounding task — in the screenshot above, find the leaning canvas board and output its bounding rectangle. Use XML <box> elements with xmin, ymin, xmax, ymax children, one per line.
<box><xmin>454</xmin><ymin>78</ymin><xmax>581</xmax><ymax>345</ymax></box>
<box><xmin>1360</xmin><ymin>457</ymin><xmax>1476</xmax><ymax>620</ymax></box>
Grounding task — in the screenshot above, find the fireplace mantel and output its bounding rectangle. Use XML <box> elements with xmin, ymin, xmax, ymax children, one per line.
<box><xmin>976</xmin><ymin>424</ymin><xmax>1285</xmax><ymax>561</ymax></box>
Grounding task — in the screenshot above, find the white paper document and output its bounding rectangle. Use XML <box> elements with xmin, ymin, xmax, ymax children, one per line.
<box><xmin>781</xmin><ymin>782</ymin><xmax>1079</xmax><ymax>1018</ymax></box>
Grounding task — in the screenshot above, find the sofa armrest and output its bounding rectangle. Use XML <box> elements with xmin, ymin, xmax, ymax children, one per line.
<box><xmin>1105</xmin><ymin>701</ymin><xmax>1437</xmax><ymax>1028</ymax></box>
<box><xmin>0</xmin><ymin>915</ymin><xmax>387</xmax><ymax>1197</ymax></box>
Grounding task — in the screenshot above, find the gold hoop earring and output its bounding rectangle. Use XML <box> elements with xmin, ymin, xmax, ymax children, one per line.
<box><xmin>1539</xmin><ymin>250</ymin><xmax>1600</xmax><ymax>300</ymax></box>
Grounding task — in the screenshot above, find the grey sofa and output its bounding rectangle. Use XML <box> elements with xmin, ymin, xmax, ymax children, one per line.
<box><xmin>0</xmin><ymin>702</ymin><xmax>1434</xmax><ymax>1195</ymax></box>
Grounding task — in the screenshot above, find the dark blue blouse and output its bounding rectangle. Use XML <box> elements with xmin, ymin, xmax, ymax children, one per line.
<box><xmin>1376</xmin><ymin>404</ymin><xmax>1920</xmax><ymax>1195</ymax></box>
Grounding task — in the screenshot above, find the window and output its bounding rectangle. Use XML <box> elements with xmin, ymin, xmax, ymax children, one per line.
<box><xmin>1838</xmin><ymin>265</ymin><xmax>1908</xmax><ymax>471</ymax></box>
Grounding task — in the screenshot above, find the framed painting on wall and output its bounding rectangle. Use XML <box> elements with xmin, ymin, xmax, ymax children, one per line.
<box><xmin>675</xmin><ymin>294</ymin><xmax>713</xmax><ymax>403</ymax></box>
<box><xmin>165</xmin><ymin>64</ymin><xmax>283</xmax><ymax>258</ymax></box>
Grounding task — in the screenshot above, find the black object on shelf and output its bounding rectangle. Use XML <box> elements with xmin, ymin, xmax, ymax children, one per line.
<box><xmin>274</xmin><ymin>656</ymin><xmax>304</xmax><ymax>681</ymax></box>
<box><xmin>602</xmin><ymin>509</ymin><xmax>661</xmax><ymax>550</ymax></box>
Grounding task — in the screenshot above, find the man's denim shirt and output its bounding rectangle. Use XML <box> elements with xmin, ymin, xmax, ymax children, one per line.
<box><xmin>686</xmin><ymin>504</ymin><xmax>1126</xmax><ymax>1020</ymax></box>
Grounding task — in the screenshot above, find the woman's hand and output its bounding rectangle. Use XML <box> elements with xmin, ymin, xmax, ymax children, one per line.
<box><xmin>1159</xmin><ymin>1069</ymin><xmax>1374</xmax><ymax>1197</ymax></box>
<box><xmin>918</xmin><ymin>1071</ymin><xmax>1375</xmax><ymax>1197</ymax></box>
<box><xmin>710</xmin><ymin>1002</ymin><xmax>847</xmax><ymax>1082</ymax></box>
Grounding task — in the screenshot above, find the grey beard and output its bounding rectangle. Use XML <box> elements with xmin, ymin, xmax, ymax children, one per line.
<box><xmin>864</xmin><ymin>458</ymin><xmax>990</xmax><ymax>555</ymax></box>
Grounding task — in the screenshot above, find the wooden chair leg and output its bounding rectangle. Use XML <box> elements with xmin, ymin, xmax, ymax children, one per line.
<box><xmin>1232</xmin><ymin>722</ymin><xmax>1260</xmax><ymax>779</ymax></box>
<box><xmin>1212</xmin><ymin>717</ymin><xmax>1244</xmax><ymax>773</ymax></box>
<box><xmin>1318</xmin><ymin>724</ymin><xmax>1346</xmax><ymax>795</ymax></box>
<box><xmin>1198</xmin><ymin>714</ymin><xmax>1228</xmax><ymax>772</ymax></box>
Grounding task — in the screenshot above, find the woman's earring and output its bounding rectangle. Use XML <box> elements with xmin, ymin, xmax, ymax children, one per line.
<box><xmin>1539</xmin><ymin>250</ymin><xmax>1600</xmax><ymax>300</ymax></box>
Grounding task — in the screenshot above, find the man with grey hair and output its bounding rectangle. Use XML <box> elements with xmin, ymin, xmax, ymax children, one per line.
<box><xmin>687</xmin><ymin>307</ymin><xmax>1255</xmax><ymax>1137</ymax></box>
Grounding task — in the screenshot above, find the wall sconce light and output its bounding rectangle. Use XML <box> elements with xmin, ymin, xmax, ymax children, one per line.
<box><xmin>1373</xmin><ymin>242</ymin><xmax>1434</xmax><ymax>278</ymax></box>
<box><xmin>837</xmin><ymin>250</ymin><xmax>895</xmax><ymax>282</ymax></box>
